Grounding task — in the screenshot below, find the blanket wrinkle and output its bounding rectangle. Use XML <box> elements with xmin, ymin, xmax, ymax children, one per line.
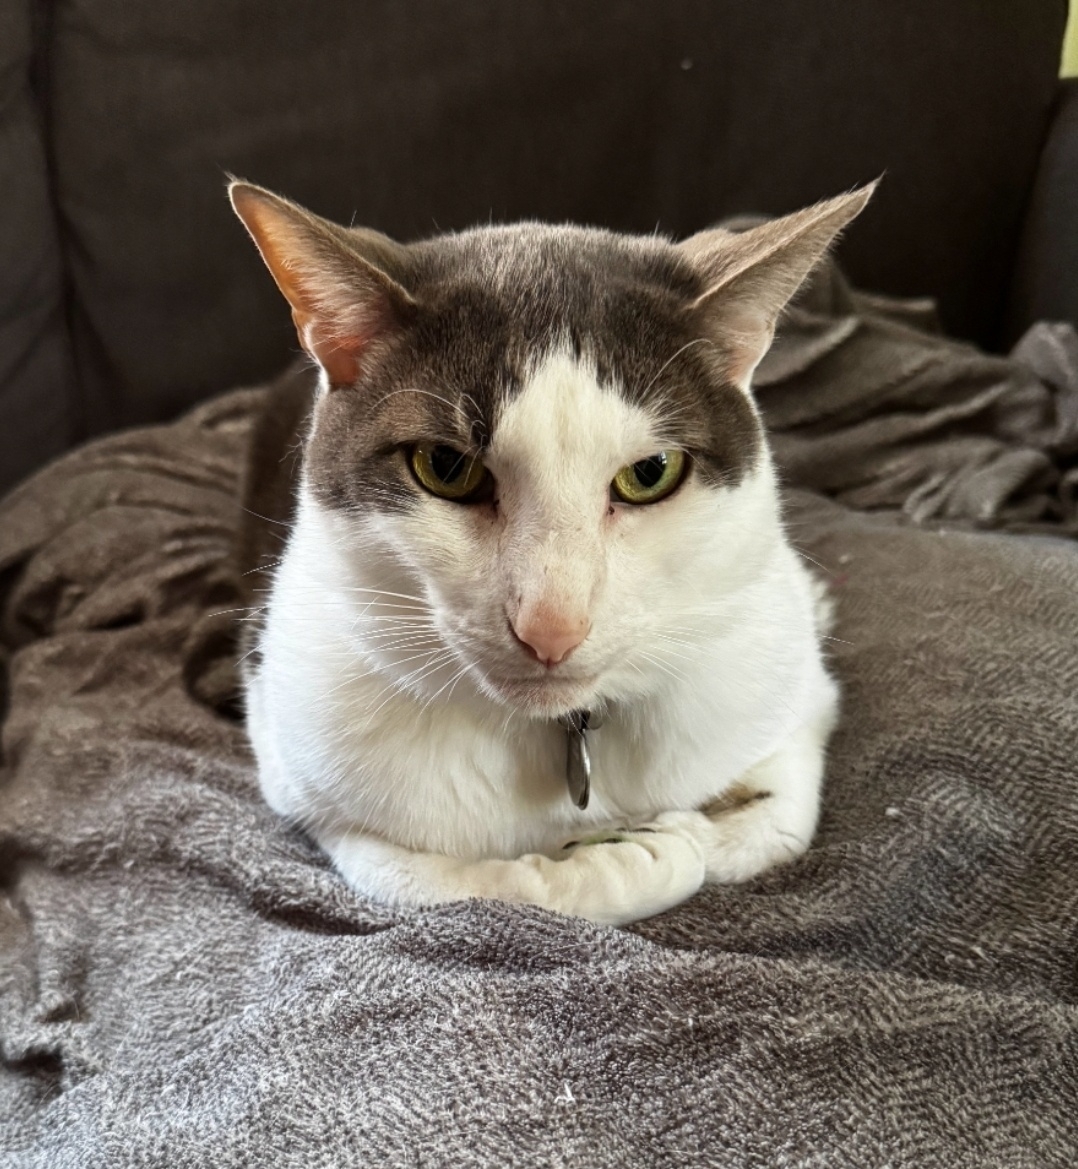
<box><xmin>757</xmin><ymin>256</ymin><xmax>1078</xmax><ymax>535</ymax></box>
<box><xmin>2</xmin><ymin>271</ymin><xmax>1078</xmax><ymax>1165</ymax></box>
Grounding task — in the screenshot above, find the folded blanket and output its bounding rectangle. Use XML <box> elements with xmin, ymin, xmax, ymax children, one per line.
<box><xmin>758</xmin><ymin>257</ymin><xmax>1078</xmax><ymax>533</ymax></box>
<box><xmin>1</xmin><ymin>271</ymin><xmax>1077</xmax><ymax>1167</ymax></box>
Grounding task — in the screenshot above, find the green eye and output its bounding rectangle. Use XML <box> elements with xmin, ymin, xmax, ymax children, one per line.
<box><xmin>611</xmin><ymin>450</ymin><xmax>687</xmax><ymax>505</ymax></box>
<box><xmin>410</xmin><ymin>443</ymin><xmax>491</xmax><ymax>501</ymax></box>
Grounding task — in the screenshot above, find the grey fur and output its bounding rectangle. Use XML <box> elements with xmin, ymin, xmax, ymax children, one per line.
<box><xmin>310</xmin><ymin>222</ymin><xmax>764</xmax><ymax>511</ymax></box>
<box><xmin>230</xmin><ymin>184</ymin><xmax>775</xmax><ymax>515</ymax></box>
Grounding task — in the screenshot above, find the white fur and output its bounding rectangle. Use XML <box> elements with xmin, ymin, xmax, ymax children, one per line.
<box><xmin>245</xmin><ymin>348</ymin><xmax>838</xmax><ymax>926</ymax></box>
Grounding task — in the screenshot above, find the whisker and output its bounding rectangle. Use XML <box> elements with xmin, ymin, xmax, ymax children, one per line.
<box><xmin>242</xmin><ymin>506</ymin><xmax>291</xmax><ymax>528</ymax></box>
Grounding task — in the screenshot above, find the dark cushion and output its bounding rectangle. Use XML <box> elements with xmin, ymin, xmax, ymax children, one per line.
<box><xmin>0</xmin><ymin>0</ymin><xmax>77</xmax><ymax>495</ymax></box>
<box><xmin>41</xmin><ymin>0</ymin><xmax>1067</xmax><ymax>444</ymax></box>
<box><xmin>1006</xmin><ymin>78</ymin><xmax>1078</xmax><ymax>344</ymax></box>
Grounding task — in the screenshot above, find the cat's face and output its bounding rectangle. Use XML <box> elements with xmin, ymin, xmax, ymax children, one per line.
<box><xmin>232</xmin><ymin>185</ymin><xmax>873</xmax><ymax>716</ymax></box>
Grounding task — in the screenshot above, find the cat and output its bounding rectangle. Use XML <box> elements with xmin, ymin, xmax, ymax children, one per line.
<box><xmin>230</xmin><ymin>179</ymin><xmax>873</xmax><ymax>926</ymax></box>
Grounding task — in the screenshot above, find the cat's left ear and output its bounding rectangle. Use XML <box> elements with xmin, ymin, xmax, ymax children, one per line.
<box><xmin>679</xmin><ymin>182</ymin><xmax>876</xmax><ymax>386</ymax></box>
<box><xmin>229</xmin><ymin>180</ymin><xmax>416</xmax><ymax>388</ymax></box>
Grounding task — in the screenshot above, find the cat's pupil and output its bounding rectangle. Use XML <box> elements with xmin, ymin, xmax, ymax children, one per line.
<box><xmin>431</xmin><ymin>445</ymin><xmax>467</xmax><ymax>484</ymax></box>
<box><xmin>633</xmin><ymin>454</ymin><xmax>668</xmax><ymax>489</ymax></box>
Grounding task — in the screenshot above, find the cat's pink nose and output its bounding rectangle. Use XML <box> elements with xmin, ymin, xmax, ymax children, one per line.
<box><xmin>511</xmin><ymin>607</ymin><xmax>590</xmax><ymax>667</ymax></box>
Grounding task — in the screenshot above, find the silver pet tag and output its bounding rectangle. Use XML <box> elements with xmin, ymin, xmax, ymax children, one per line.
<box><xmin>560</xmin><ymin>709</ymin><xmax>602</xmax><ymax>810</ymax></box>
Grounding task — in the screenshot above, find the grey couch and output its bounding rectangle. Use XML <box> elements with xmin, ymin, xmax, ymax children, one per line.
<box><xmin>0</xmin><ymin>0</ymin><xmax>1072</xmax><ymax>496</ymax></box>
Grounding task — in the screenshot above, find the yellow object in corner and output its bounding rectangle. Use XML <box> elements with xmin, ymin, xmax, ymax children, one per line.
<box><xmin>1063</xmin><ymin>4</ymin><xmax>1078</xmax><ymax>77</ymax></box>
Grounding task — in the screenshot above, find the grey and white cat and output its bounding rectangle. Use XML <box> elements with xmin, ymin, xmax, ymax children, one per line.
<box><xmin>231</xmin><ymin>180</ymin><xmax>873</xmax><ymax>926</ymax></box>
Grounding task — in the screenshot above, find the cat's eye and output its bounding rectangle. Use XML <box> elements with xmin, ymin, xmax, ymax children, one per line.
<box><xmin>410</xmin><ymin>443</ymin><xmax>492</xmax><ymax>502</ymax></box>
<box><xmin>611</xmin><ymin>450</ymin><xmax>687</xmax><ymax>505</ymax></box>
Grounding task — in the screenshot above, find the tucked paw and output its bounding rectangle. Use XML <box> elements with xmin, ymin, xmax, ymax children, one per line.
<box><xmin>553</xmin><ymin>823</ymin><xmax>705</xmax><ymax>926</ymax></box>
<box><xmin>646</xmin><ymin>809</ymin><xmax>713</xmax><ymax>850</ymax></box>
<box><xmin>650</xmin><ymin>803</ymin><xmax>809</xmax><ymax>885</ymax></box>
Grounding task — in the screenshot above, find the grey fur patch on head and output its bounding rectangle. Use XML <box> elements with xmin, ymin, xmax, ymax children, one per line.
<box><xmin>303</xmin><ymin>220</ymin><xmax>764</xmax><ymax>513</ymax></box>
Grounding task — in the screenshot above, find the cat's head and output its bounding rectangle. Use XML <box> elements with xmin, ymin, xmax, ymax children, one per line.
<box><xmin>231</xmin><ymin>182</ymin><xmax>872</xmax><ymax>718</ymax></box>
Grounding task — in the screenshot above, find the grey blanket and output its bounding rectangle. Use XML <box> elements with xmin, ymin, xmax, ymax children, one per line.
<box><xmin>2</xmin><ymin>264</ymin><xmax>1078</xmax><ymax>1167</ymax></box>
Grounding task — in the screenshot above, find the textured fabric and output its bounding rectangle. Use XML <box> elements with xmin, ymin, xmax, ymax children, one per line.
<box><xmin>40</xmin><ymin>0</ymin><xmax>1065</xmax><ymax>456</ymax></box>
<box><xmin>0</xmin><ymin>0</ymin><xmax>77</xmax><ymax>495</ymax></box>
<box><xmin>759</xmin><ymin>255</ymin><xmax>1078</xmax><ymax>535</ymax></box>
<box><xmin>2</xmin><ymin>277</ymin><xmax>1078</xmax><ymax>1163</ymax></box>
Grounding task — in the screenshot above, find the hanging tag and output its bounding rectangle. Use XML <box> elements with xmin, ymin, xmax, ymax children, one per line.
<box><xmin>560</xmin><ymin>710</ymin><xmax>594</xmax><ymax>810</ymax></box>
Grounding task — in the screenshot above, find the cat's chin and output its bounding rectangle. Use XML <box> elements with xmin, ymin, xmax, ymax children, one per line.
<box><xmin>482</xmin><ymin>674</ymin><xmax>600</xmax><ymax>719</ymax></box>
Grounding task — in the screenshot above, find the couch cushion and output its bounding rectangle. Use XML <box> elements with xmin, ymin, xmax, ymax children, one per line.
<box><xmin>0</xmin><ymin>0</ymin><xmax>77</xmax><ymax>495</ymax></box>
<box><xmin>43</xmin><ymin>0</ymin><xmax>1065</xmax><ymax>445</ymax></box>
<box><xmin>1006</xmin><ymin>78</ymin><xmax>1078</xmax><ymax>344</ymax></box>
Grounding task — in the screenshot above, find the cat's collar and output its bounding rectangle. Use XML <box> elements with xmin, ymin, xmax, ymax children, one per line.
<box><xmin>558</xmin><ymin>709</ymin><xmax>603</xmax><ymax>810</ymax></box>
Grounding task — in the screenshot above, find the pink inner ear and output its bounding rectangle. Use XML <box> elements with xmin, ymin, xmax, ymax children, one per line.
<box><xmin>716</xmin><ymin>306</ymin><xmax>773</xmax><ymax>386</ymax></box>
<box><xmin>294</xmin><ymin>309</ymin><xmax>375</xmax><ymax>389</ymax></box>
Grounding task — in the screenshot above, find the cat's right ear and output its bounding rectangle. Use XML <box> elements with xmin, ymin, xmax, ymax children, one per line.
<box><xmin>228</xmin><ymin>181</ymin><xmax>415</xmax><ymax>388</ymax></box>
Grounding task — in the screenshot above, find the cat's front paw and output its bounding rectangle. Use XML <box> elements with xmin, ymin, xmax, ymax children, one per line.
<box><xmin>650</xmin><ymin>802</ymin><xmax>809</xmax><ymax>885</ymax></box>
<box><xmin>555</xmin><ymin>823</ymin><xmax>705</xmax><ymax>925</ymax></box>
